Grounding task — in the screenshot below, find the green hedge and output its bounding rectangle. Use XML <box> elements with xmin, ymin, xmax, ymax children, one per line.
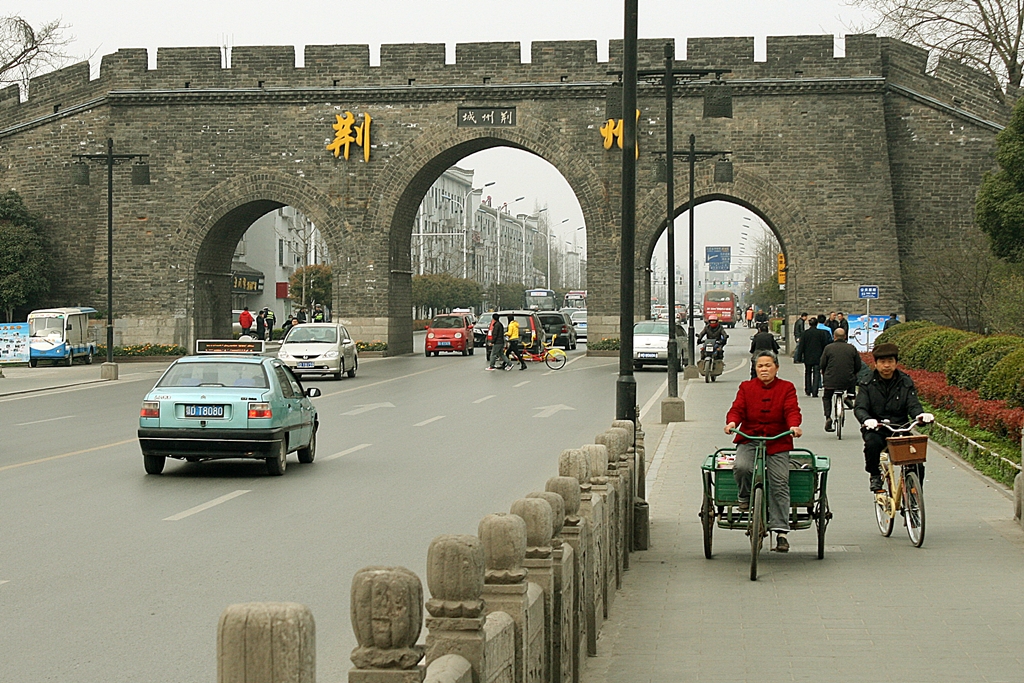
<box><xmin>947</xmin><ymin>336</ymin><xmax>1024</xmax><ymax>390</ymax></box>
<box><xmin>902</xmin><ymin>328</ymin><xmax>980</xmax><ymax>372</ymax></box>
<box><xmin>872</xmin><ymin>320</ymin><xmax>936</xmax><ymax>348</ymax></box>
<box><xmin>979</xmin><ymin>347</ymin><xmax>1024</xmax><ymax>404</ymax></box>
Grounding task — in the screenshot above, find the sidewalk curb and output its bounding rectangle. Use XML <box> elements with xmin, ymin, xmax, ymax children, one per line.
<box><xmin>0</xmin><ymin>378</ymin><xmax>111</xmax><ymax>398</ymax></box>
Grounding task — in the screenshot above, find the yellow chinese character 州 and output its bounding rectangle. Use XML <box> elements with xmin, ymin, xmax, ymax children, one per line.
<box><xmin>327</xmin><ymin>111</ymin><xmax>373</xmax><ymax>161</ymax></box>
<box><xmin>599</xmin><ymin>109</ymin><xmax>640</xmax><ymax>158</ymax></box>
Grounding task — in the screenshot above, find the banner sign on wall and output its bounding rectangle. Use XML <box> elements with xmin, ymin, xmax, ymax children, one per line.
<box><xmin>0</xmin><ymin>322</ymin><xmax>29</xmax><ymax>364</ymax></box>
<box><xmin>846</xmin><ymin>314</ymin><xmax>889</xmax><ymax>352</ymax></box>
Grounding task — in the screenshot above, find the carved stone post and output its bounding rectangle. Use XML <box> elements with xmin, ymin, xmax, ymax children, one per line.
<box><xmin>511</xmin><ymin>498</ymin><xmax>553</xmax><ymax>683</ymax></box>
<box><xmin>580</xmin><ymin>442</ymin><xmax>612</xmax><ymax>617</ymax></box>
<box><xmin>610</xmin><ymin>422</ymin><xmax>636</xmax><ymax>567</ymax></box>
<box><xmin>424</xmin><ymin>535</ymin><xmax>487</xmax><ymax>681</ymax></box>
<box><xmin>527</xmin><ymin>491</ymin><xmax>571</xmax><ymax>683</ymax></box>
<box><xmin>349</xmin><ymin>567</ymin><xmax>425</xmax><ymax>683</ymax></box>
<box><xmin>546</xmin><ymin>475</ymin><xmax>585</xmax><ymax>681</ymax></box>
<box><xmin>594</xmin><ymin>431</ymin><xmax>622</xmax><ymax>597</ymax></box>
<box><xmin>218</xmin><ymin>602</ymin><xmax>315</xmax><ymax>683</ymax></box>
<box><xmin>558</xmin><ymin>449</ymin><xmax>601</xmax><ymax>655</ymax></box>
<box><xmin>478</xmin><ymin>513</ymin><xmax>534</xmax><ymax>683</ymax></box>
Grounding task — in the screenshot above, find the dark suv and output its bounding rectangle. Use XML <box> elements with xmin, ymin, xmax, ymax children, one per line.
<box><xmin>538</xmin><ymin>311</ymin><xmax>578</xmax><ymax>350</ymax></box>
<box><xmin>484</xmin><ymin>310</ymin><xmax>545</xmax><ymax>357</ymax></box>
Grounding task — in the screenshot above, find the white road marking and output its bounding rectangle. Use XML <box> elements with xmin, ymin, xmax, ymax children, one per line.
<box><xmin>473</xmin><ymin>395</ymin><xmax>496</xmax><ymax>404</ymax></box>
<box><xmin>320</xmin><ymin>365</ymin><xmax>445</xmax><ymax>398</ymax></box>
<box><xmin>542</xmin><ymin>353</ymin><xmax>586</xmax><ymax>375</ymax></box>
<box><xmin>0</xmin><ymin>580</ymin><xmax>8</xmax><ymax>586</ymax></box>
<box><xmin>341</xmin><ymin>402</ymin><xmax>394</xmax><ymax>416</ymax></box>
<box><xmin>640</xmin><ymin>378</ymin><xmax>668</xmax><ymax>422</ymax></box>
<box><xmin>532</xmin><ymin>404</ymin><xmax>576</xmax><ymax>418</ymax></box>
<box><xmin>14</xmin><ymin>415</ymin><xmax>77</xmax><ymax>426</ymax></box>
<box><xmin>514</xmin><ymin>381</ymin><xmax>530</xmax><ymax>388</ymax></box>
<box><xmin>163</xmin><ymin>490</ymin><xmax>251</xmax><ymax>521</ymax></box>
<box><xmin>321</xmin><ymin>443</ymin><xmax>372</xmax><ymax>462</ymax></box>
<box><xmin>414</xmin><ymin>415</ymin><xmax>446</xmax><ymax>427</ymax></box>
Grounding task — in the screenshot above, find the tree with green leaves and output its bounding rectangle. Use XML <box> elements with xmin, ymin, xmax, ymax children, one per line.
<box><xmin>289</xmin><ymin>264</ymin><xmax>332</xmax><ymax>310</ymax></box>
<box><xmin>412</xmin><ymin>273</ymin><xmax>483</xmax><ymax>313</ymax></box>
<box><xmin>977</xmin><ymin>96</ymin><xmax>1024</xmax><ymax>260</ymax></box>
<box><xmin>0</xmin><ymin>191</ymin><xmax>50</xmax><ymax>321</ymax></box>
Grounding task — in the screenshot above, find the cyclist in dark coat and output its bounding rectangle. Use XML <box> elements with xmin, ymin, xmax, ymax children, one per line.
<box><xmin>854</xmin><ymin>343</ymin><xmax>933</xmax><ymax>492</ymax></box>
<box><xmin>820</xmin><ymin>327</ymin><xmax>862</xmax><ymax>431</ymax></box>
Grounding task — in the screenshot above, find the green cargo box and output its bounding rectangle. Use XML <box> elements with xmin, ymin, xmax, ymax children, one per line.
<box><xmin>702</xmin><ymin>448</ymin><xmax>828</xmax><ymax>507</ymax></box>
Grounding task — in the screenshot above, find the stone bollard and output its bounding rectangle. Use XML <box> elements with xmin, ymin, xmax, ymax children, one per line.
<box><xmin>546</xmin><ymin>476</ymin><xmax>586</xmax><ymax>681</ymax></box>
<box><xmin>1015</xmin><ymin>472</ymin><xmax>1022</xmax><ymax>523</ymax></box>
<box><xmin>560</xmin><ymin>449</ymin><xmax>601</xmax><ymax>655</ymax></box>
<box><xmin>580</xmin><ymin>443</ymin><xmax>612</xmax><ymax>618</ymax></box>
<box><xmin>479</xmin><ymin>512</ymin><xmax>544</xmax><ymax>683</ymax></box>
<box><xmin>528</xmin><ymin>491</ymin><xmax>572</xmax><ymax>683</ymax></box>
<box><xmin>218</xmin><ymin>602</ymin><xmax>315</xmax><ymax>683</ymax></box>
<box><xmin>606</xmin><ymin>426</ymin><xmax>634</xmax><ymax>574</ymax></box>
<box><xmin>350</xmin><ymin>567</ymin><xmax>425</xmax><ymax>683</ymax></box>
<box><xmin>511</xmin><ymin>498</ymin><xmax>554</xmax><ymax>683</ymax></box>
<box><xmin>424</xmin><ymin>535</ymin><xmax>487</xmax><ymax>680</ymax></box>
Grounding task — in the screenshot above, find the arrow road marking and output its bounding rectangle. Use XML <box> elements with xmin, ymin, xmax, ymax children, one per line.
<box><xmin>0</xmin><ymin>580</ymin><xmax>8</xmax><ymax>586</ymax></box>
<box><xmin>532</xmin><ymin>404</ymin><xmax>575</xmax><ymax>418</ymax></box>
<box><xmin>321</xmin><ymin>443</ymin><xmax>372</xmax><ymax>462</ymax></box>
<box><xmin>164</xmin><ymin>490</ymin><xmax>251</xmax><ymax>521</ymax></box>
<box><xmin>414</xmin><ymin>416</ymin><xmax>446</xmax><ymax>427</ymax></box>
<box><xmin>342</xmin><ymin>402</ymin><xmax>395</xmax><ymax>416</ymax></box>
<box><xmin>473</xmin><ymin>395</ymin><xmax>496</xmax><ymax>404</ymax></box>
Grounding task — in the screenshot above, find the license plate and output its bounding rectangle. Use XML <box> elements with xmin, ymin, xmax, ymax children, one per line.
<box><xmin>297</xmin><ymin>362</ymin><xmax>314</xmax><ymax>368</ymax></box>
<box><xmin>438</xmin><ymin>341</ymin><xmax>451</xmax><ymax>346</ymax></box>
<box><xmin>638</xmin><ymin>352</ymin><xmax>657</xmax><ymax>359</ymax></box>
<box><xmin>184</xmin><ymin>404</ymin><xmax>224</xmax><ymax>418</ymax></box>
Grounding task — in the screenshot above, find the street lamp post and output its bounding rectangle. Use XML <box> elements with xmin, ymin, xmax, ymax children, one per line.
<box><xmin>617</xmin><ymin>0</ymin><xmax>639</xmax><ymax>423</ymax></box>
<box><xmin>71</xmin><ymin>138</ymin><xmax>150</xmax><ymax>380</ymax></box>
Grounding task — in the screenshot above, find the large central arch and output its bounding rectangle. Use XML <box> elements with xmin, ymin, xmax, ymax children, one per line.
<box><xmin>363</xmin><ymin>120</ymin><xmax>616</xmax><ymax>354</ymax></box>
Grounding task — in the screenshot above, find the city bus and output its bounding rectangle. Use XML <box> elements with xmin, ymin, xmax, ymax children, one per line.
<box><xmin>703</xmin><ymin>289</ymin><xmax>737</xmax><ymax>327</ymax></box>
<box><xmin>563</xmin><ymin>290</ymin><xmax>587</xmax><ymax>310</ymax></box>
<box><xmin>525</xmin><ymin>288</ymin><xmax>558</xmax><ymax>311</ymax></box>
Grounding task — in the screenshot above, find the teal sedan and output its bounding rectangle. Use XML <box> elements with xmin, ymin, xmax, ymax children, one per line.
<box><xmin>137</xmin><ymin>355</ymin><xmax>321</xmax><ymax>476</ymax></box>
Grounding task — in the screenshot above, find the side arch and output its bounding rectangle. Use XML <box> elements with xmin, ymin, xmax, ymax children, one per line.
<box><xmin>362</xmin><ymin>120</ymin><xmax>615</xmax><ymax>354</ymax></box>
<box><xmin>179</xmin><ymin>171</ymin><xmax>346</xmax><ymax>343</ymax></box>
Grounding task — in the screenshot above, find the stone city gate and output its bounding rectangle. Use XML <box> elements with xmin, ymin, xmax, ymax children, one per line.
<box><xmin>0</xmin><ymin>35</ymin><xmax>1007</xmax><ymax>351</ymax></box>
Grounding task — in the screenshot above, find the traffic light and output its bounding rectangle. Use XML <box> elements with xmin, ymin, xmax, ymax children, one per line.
<box><xmin>777</xmin><ymin>253</ymin><xmax>786</xmax><ymax>285</ymax></box>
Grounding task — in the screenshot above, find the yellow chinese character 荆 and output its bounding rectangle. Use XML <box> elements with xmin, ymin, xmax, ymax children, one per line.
<box><xmin>327</xmin><ymin>111</ymin><xmax>372</xmax><ymax>161</ymax></box>
<box><xmin>599</xmin><ymin>109</ymin><xmax>640</xmax><ymax>158</ymax></box>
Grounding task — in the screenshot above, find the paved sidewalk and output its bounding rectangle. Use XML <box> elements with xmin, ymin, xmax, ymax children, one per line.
<box><xmin>589</xmin><ymin>361</ymin><xmax>1024</xmax><ymax>683</ymax></box>
<box><xmin>0</xmin><ymin>360</ymin><xmax>174</xmax><ymax>397</ymax></box>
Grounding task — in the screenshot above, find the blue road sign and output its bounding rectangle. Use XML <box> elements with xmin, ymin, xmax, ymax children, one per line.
<box><xmin>706</xmin><ymin>246</ymin><xmax>731</xmax><ymax>272</ymax></box>
<box><xmin>859</xmin><ymin>285</ymin><xmax>879</xmax><ymax>299</ymax></box>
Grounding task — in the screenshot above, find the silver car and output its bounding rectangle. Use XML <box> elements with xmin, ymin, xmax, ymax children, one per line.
<box><xmin>632</xmin><ymin>320</ymin><xmax>683</xmax><ymax>370</ymax></box>
<box><xmin>278</xmin><ymin>323</ymin><xmax>358</xmax><ymax>380</ymax></box>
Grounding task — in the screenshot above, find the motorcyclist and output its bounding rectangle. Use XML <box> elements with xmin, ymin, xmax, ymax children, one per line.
<box><xmin>698</xmin><ymin>315</ymin><xmax>728</xmax><ymax>360</ymax></box>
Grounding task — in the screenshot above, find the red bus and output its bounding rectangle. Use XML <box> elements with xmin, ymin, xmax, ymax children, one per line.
<box><xmin>703</xmin><ymin>289</ymin><xmax>737</xmax><ymax>327</ymax></box>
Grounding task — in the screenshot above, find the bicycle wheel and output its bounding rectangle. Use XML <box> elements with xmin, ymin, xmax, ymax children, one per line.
<box><xmin>816</xmin><ymin>499</ymin><xmax>828</xmax><ymax>560</ymax></box>
<box><xmin>701</xmin><ymin>488</ymin><xmax>714</xmax><ymax>559</ymax></box>
<box><xmin>749</xmin><ymin>486</ymin><xmax>764</xmax><ymax>581</ymax></box>
<box><xmin>835</xmin><ymin>398</ymin><xmax>844</xmax><ymax>441</ymax></box>
<box><xmin>544</xmin><ymin>349</ymin><xmax>567</xmax><ymax>370</ymax></box>
<box><xmin>874</xmin><ymin>468</ymin><xmax>894</xmax><ymax>537</ymax></box>
<box><xmin>904</xmin><ymin>470</ymin><xmax>926</xmax><ymax>547</ymax></box>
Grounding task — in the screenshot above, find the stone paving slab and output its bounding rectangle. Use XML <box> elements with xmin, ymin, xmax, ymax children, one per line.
<box><xmin>588</xmin><ymin>362</ymin><xmax>1024</xmax><ymax>683</ymax></box>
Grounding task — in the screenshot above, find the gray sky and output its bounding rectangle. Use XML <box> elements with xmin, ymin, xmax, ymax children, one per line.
<box><xmin>17</xmin><ymin>0</ymin><xmax>870</xmax><ymax>261</ymax></box>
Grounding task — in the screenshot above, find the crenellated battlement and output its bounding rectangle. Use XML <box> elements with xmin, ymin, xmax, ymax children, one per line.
<box><xmin>0</xmin><ymin>35</ymin><xmax>1008</xmax><ymax>130</ymax></box>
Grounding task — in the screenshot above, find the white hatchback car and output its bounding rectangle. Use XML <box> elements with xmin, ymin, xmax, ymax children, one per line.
<box><xmin>278</xmin><ymin>323</ymin><xmax>358</xmax><ymax>380</ymax></box>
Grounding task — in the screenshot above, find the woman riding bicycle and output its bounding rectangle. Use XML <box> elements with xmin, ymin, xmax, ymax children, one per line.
<box><xmin>724</xmin><ymin>350</ymin><xmax>803</xmax><ymax>552</ymax></box>
<box><xmin>854</xmin><ymin>342</ymin><xmax>933</xmax><ymax>493</ymax></box>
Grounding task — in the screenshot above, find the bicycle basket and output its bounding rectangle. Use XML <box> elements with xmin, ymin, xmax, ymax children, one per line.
<box><xmin>886</xmin><ymin>435</ymin><xmax>928</xmax><ymax>465</ymax></box>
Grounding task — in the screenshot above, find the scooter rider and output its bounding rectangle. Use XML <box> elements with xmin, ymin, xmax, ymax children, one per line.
<box><xmin>698</xmin><ymin>314</ymin><xmax>729</xmax><ymax>360</ymax></box>
<box><xmin>854</xmin><ymin>342</ymin><xmax>934</xmax><ymax>492</ymax></box>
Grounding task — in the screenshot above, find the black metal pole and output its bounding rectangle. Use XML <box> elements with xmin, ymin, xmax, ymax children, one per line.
<box><xmin>687</xmin><ymin>134</ymin><xmax>696</xmax><ymax>370</ymax></box>
<box><xmin>664</xmin><ymin>43</ymin><xmax>679</xmax><ymax>398</ymax></box>
<box><xmin>616</xmin><ymin>0</ymin><xmax>638</xmax><ymax>422</ymax></box>
<box><xmin>106</xmin><ymin>138</ymin><xmax>114</xmax><ymax>365</ymax></box>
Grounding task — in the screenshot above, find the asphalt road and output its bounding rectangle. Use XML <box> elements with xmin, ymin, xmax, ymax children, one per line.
<box><xmin>0</xmin><ymin>337</ymin><xmax>668</xmax><ymax>683</ymax></box>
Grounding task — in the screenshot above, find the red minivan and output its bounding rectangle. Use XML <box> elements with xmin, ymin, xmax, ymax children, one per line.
<box><xmin>425</xmin><ymin>314</ymin><xmax>475</xmax><ymax>356</ymax></box>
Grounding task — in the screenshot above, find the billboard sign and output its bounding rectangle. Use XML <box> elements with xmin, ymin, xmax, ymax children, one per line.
<box><xmin>0</xmin><ymin>322</ymin><xmax>30</xmax><ymax>364</ymax></box>
<box><xmin>705</xmin><ymin>246</ymin><xmax>731</xmax><ymax>272</ymax></box>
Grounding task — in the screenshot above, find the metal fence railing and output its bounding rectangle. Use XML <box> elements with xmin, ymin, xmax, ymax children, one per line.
<box><xmin>924</xmin><ymin>421</ymin><xmax>1021</xmax><ymax>487</ymax></box>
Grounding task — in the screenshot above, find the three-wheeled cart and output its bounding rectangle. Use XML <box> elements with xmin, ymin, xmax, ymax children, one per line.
<box><xmin>700</xmin><ymin>442</ymin><xmax>832</xmax><ymax>580</ymax></box>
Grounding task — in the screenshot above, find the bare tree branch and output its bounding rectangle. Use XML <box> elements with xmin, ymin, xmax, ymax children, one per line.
<box><xmin>0</xmin><ymin>15</ymin><xmax>74</xmax><ymax>98</ymax></box>
<box><xmin>846</xmin><ymin>0</ymin><xmax>1024</xmax><ymax>96</ymax></box>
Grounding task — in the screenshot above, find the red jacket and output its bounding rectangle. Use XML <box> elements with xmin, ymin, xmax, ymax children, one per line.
<box><xmin>239</xmin><ymin>310</ymin><xmax>254</xmax><ymax>328</ymax></box>
<box><xmin>726</xmin><ymin>377</ymin><xmax>802</xmax><ymax>454</ymax></box>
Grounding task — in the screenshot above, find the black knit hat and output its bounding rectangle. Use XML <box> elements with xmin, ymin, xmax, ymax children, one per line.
<box><xmin>872</xmin><ymin>342</ymin><xmax>899</xmax><ymax>360</ymax></box>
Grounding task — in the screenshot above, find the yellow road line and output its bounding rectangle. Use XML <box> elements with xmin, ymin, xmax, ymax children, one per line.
<box><xmin>0</xmin><ymin>438</ymin><xmax>136</xmax><ymax>473</ymax></box>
